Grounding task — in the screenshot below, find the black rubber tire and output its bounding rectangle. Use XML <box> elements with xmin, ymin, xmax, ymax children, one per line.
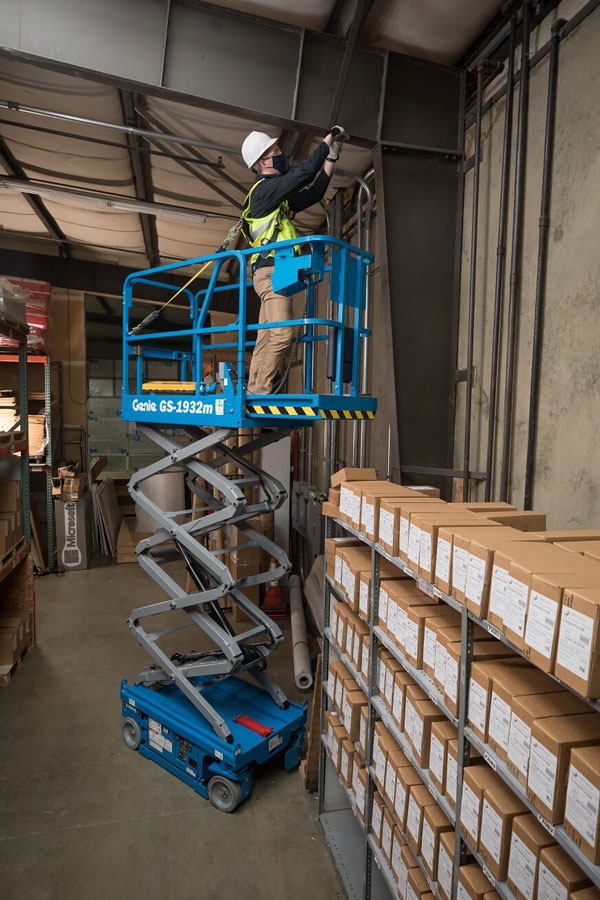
<box><xmin>207</xmin><ymin>775</ymin><xmax>243</xmax><ymax>813</ymax></box>
<box><xmin>122</xmin><ymin>716</ymin><xmax>142</xmax><ymax>750</ymax></box>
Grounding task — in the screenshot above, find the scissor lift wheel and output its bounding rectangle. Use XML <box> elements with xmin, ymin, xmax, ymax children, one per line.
<box><xmin>207</xmin><ymin>775</ymin><xmax>243</xmax><ymax>813</ymax></box>
<box><xmin>122</xmin><ymin>717</ymin><xmax>142</xmax><ymax>750</ymax></box>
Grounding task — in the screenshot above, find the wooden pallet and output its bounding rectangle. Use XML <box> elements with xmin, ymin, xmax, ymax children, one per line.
<box><xmin>0</xmin><ymin>430</ymin><xmax>24</xmax><ymax>447</ymax></box>
<box><xmin>0</xmin><ymin>638</ymin><xmax>33</xmax><ymax>687</ymax></box>
<box><xmin>0</xmin><ymin>536</ymin><xmax>27</xmax><ymax>583</ymax></box>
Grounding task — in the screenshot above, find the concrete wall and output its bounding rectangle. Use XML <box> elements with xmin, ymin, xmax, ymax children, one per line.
<box><xmin>454</xmin><ymin>1</ymin><xmax>600</xmax><ymax>527</ymax></box>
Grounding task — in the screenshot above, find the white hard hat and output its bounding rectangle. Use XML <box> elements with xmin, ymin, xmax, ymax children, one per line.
<box><xmin>241</xmin><ymin>131</ymin><xmax>278</xmax><ymax>169</ymax></box>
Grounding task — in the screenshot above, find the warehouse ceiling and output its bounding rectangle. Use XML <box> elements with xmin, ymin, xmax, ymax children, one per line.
<box><xmin>0</xmin><ymin>0</ymin><xmax>503</xmax><ymax>280</ymax></box>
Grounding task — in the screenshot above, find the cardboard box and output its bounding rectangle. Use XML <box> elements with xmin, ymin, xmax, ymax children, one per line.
<box><xmin>507</xmin><ymin>813</ymin><xmax>557</xmax><ymax>900</ymax></box>
<box><xmin>437</xmin><ymin>830</ymin><xmax>455</xmax><ymax>900</ymax></box>
<box><xmin>411</xmin><ymin>698</ymin><xmax>445</xmax><ymax>767</ymax></box>
<box><xmin>381</xmin><ymin>805</ymin><xmax>395</xmax><ymax>866</ymax></box>
<box><xmin>479</xmin><ymin>780</ymin><xmax>527</xmax><ymax>880</ymax></box>
<box><xmin>445</xmin><ymin>739</ymin><xmax>460</xmax><ymax>810</ymax></box>
<box><xmin>523</xmin><ymin>571</ymin><xmax>600</xmax><ymax>673</ymax></box>
<box><xmin>384</xmin><ymin>746</ymin><xmax>412</xmax><ymax>809</ymax></box>
<box><xmin>328</xmin><ymin>486</ymin><xmax>341</xmax><ymax>506</ymax></box>
<box><xmin>324</xmin><ymin>710</ymin><xmax>341</xmax><ymax>756</ymax></box>
<box><xmin>339</xmin><ymin>480</ymin><xmax>383</xmax><ymax>526</ymax></box>
<box><xmin>527</xmin><ymin>713</ymin><xmax>600</xmax><ymax>822</ymax></box>
<box><xmin>331</xmin><ymin>466</ymin><xmax>377</xmax><ymax>488</ymax></box>
<box><xmin>407</xmin><ymin>793</ymin><xmax>443</xmax><ymax>868</ymax></box>
<box><xmin>555</xmin><ymin>541</ymin><xmax>600</xmax><ymax>558</ymax></box>
<box><xmin>339</xmin><ymin>545</ymin><xmax>372</xmax><ymax>608</ymax></box>
<box><xmin>451</xmin><ymin>502</ymin><xmax>517</xmax><ymax>513</ymax></box>
<box><xmin>0</xmin><ymin>479</ymin><xmax>21</xmax><ymax>512</ymax></box>
<box><xmin>358</xmin><ymin>704</ymin><xmax>369</xmax><ymax>758</ymax></box>
<box><xmin>339</xmin><ymin>738</ymin><xmax>355</xmax><ymax>788</ymax></box>
<box><xmin>564</xmin><ymin>745</ymin><xmax>600</xmax><ymax>862</ymax></box>
<box><xmin>54</xmin><ymin>494</ymin><xmax>93</xmax><ymax>570</ymax></box>
<box><xmin>504</xmin><ymin>554</ymin><xmax>600</xmax><ymax>649</ymax></box>
<box><xmin>352</xmin><ymin>619</ymin><xmax>369</xmax><ymax>670</ymax></box>
<box><xmin>322</xmin><ymin>501</ymin><xmax>339</xmax><ymax>518</ymax></box>
<box><xmin>422</xmin><ymin>610</ymin><xmax>461</xmax><ymax>679</ymax></box>
<box><xmin>487</xmin><ymin>543</ymin><xmax>584</xmax><ymax>631</ymax></box>
<box><xmin>359</xmin><ymin>567</ymin><xmax>406</xmax><ymax>622</ymax></box>
<box><xmin>468</xmin><ymin>660</ymin><xmax>531</xmax><ymax>742</ymax></box>
<box><xmin>405</xmin><ymin>604</ymin><xmax>451</xmax><ymax>669</ymax></box>
<box><xmin>370</xmin><ymin>790</ymin><xmax>385</xmax><ymax>845</ymax></box>
<box><xmin>407</xmin><ymin>859</ymin><xmax>430</xmax><ymax>900</ymax></box>
<box><xmin>372</xmin><ymin>720</ymin><xmax>393</xmax><ymax>791</ymax></box>
<box><xmin>387</xmin><ymin>582</ymin><xmax>435</xmax><ymax>647</ymax></box>
<box><xmin>507</xmin><ymin>690</ymin><xmax>592</xmax><ymax>787</ymax></box>
<box><xmin>330</xmin><ymin>537</ymin><xmax>362</xmax><ymax>584</ymax></box>
<box><xmin>400</xmin><ymin>500</ymin><xmax>449</xmax><ymax>563</ymax></box>
<box><xmin>569</xmin><ymin>890</ymin><xmax>600</xmax><ymax>900</ymax></box>
<box><xmin>537</xmin><ymin>531</ymin><xmax>600</xmax><ymax>543</ymax></box>
<box><xmin>330</xmin><ymin>723</ymin><xmax>346</xmax><ymax>770</ymax></box>
<box><xmin>394</xmin><ymin>764</ymin><xmax>424</xmax><ymax>831</ymax></box>
<box><xmin>457</xmin><ymin>864</ymin><xmax>494</xmax><ymax>900</ymax></box>
<box><xmin>399</xmin><ymin>841</ymin><xmax>419</xmax><ymax>900</ymax></box>
<box><xmin>382</xmin><ymin>654</ymin><xmax>403</xmax><ymax>711</ymax></box>
<box><xmin>460</xmin><ymin>764</ymin><xmax>503</xmax><ymax>846</ymax></box>
<box><xmin>465</xmin><ymin>531</ymin><xmax>544</xmax><ymax>618</ymax></box>
<box><xmin>355</xmin><ymin>764</ymin><xmax>368</xmax><ymax>822</ymax></box>
<box><xmin>0</xmin><ymin>620</ymin><xmax>22</xmax><ymax>666</ymax></box>
<box><xmin>433</xmin><ymin>624</ymin><xmax>463</xmax><ymax>692</ymax></box>
<box><xmin>360</xmin><ymin>482</ymin><xmax>419</xmax><ymax>541</ymax></box>
<box><xmin>378</xmin><ymin>496</ymin><xmax>445</xmax><ymax>558</ymax></box>
<box><xmin>404</xmin><ymin>682</ymin><xmax>427</xmax><ymax>743</ymax></box>
<box><xmin>391</xmin><ymin>825</ymin><xmax>407</xmax><ymax>881</ymax></box>
<box><xmin>429</xmin><ymin>719</ymin><xmax>458</xmax><ymax>795</ymax></box>
<box><xmin>555</xmin><ymin>587</ymin><xmax>600</xmax><ymax>698</ymax></box>
<box><xmin>486</xmin><ymin>665</ymin><xmax>563</xmax><ymax>761</ymax></box>
<box><xmin>420</xmin><ymin>803</ymin><xmax>453</xmax><ymax>880</ymax></box>
<box><xmin>342</xmin><ymin>688</ymin><xmax>367</xmax><ymax>741</ymax></box>
<box><xmin>392</xmin><ymin>669</ymin><xmax>416</xmax><ymax>731</ymax></box>
<box><xmin>409</xmin><ymin>511</ymin><xmax>496</xmax><ymax>582</ymax></box>
<box><xmin>444</xmin><ymin>637</ymin><xmax>515</xmax><ymax>717</ymax></box>
<box><xmin>488</xmin><ymin>511</ymin><xmax>547</xmax><ymax>531</ymax></box>
<box><xmin>538</xmin><ymin>846</ymin><xmax>590</xmax><ymax>900</ymax></box>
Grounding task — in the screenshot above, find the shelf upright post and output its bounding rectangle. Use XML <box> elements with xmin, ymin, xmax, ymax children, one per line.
<box><xmin>318</xmin><ymin>514</ymin><xmax>334</xmax><ymax>817</ymax></box>
<box><xmin>363</xmin><ymin>543</ymin><xmax>381</xmax><ymax>900</ymax></box>
<box><xmin>453</xmin><ymin>606</ymin><xmax>474</xmax><ymax>897</ymax></box>
<box><xmin>44</xmin><ymin>356</ymin><xmax>55</xmax><ymax>569</ymax></box>
<box><xmin>18</xmin><ymin>345</ymin><xmax>30</xmax><ymax>543</ymax></box>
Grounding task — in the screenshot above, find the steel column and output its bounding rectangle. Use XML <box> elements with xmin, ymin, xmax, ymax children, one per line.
<box><xmin>523</xmin><ymin>20</ymin><xmax>566</xmax><ymax>509</ymax></box>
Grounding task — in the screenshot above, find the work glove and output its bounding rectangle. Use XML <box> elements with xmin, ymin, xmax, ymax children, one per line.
<box><xmin>327</xmin><ymin>140</ymin><xmax>342</xmax><ymax>162</ymax></box>
<box><xmin>329</xmin><ymin>125</ymin><xmax>349</xmax><ymax>142</ymax></box>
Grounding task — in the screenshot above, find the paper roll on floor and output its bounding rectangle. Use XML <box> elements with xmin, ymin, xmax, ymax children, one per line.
<box><xmin>289</xmin><ymin>574</ymin><xmax>313</xmax><ymax>690</ymax></box>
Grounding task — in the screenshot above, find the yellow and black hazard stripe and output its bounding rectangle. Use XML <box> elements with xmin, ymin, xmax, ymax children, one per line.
<box><xmin>245</xmin><ymin>404</ymin><xmax>375</xmax><ymax>420</ymax></box>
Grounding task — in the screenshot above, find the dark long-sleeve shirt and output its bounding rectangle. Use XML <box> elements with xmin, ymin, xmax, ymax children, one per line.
<box><xmin>247</xmin><ymin>141</ymin><xmax>331</xmax><ymax>220</ymax></box>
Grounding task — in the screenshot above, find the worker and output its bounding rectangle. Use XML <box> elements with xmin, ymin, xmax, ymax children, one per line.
<box><xmin>241</xmin><ymin>126</ymin><xmax>347</xmax><ymax>395</ymax></box>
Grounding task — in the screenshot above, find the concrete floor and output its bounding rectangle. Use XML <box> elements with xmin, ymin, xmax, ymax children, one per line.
<box><xmin>0</xmin><ymin>562</ymin><xmax>342</xmax><ymax>900</ymax></box>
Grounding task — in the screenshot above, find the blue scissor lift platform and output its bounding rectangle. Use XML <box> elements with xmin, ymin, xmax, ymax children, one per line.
<box><xmin>119</xmin><ymin>236</ymin><xmax>376</xmax><ymax>810</ymax></box>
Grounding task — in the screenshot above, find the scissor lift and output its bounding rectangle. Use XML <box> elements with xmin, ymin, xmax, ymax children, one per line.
<box><xmin>119</xmin><ymin>236</ymin><xmax>376</xmax><ymax>810</ymax></box>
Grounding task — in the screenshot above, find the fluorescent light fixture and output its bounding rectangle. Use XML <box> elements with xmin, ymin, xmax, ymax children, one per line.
<box><xmin>0</xmin><ymin>177</ymin><xmax>208</xmax><ymax>224</ymax></box>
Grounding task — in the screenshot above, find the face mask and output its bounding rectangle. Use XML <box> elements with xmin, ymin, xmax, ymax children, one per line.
<box><xmin>269</xmin><ymin>153</ymin><xmax>289</xmax><ymax>174</ymax></box>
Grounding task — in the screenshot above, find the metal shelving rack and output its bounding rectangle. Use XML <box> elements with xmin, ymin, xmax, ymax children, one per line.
<box><xmin>318</xmin><ymin>515</ymin><xmax>600</xmax><ymax>900</ymax></box>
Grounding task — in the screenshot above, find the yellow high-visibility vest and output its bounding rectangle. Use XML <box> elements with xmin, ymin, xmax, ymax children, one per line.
<box><xmin>242</xmin><ymin>180</ymin><xmax>297</xmax><ymax>266</ymax></box>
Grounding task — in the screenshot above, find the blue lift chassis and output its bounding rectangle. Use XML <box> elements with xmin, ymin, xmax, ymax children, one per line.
<box><xmin>121</xmin><ymin>676</ymin><xmax>306</xmax><ymax>812</ymax></box>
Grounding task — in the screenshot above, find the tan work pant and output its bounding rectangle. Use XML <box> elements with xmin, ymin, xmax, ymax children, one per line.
<box><xmin>247</xmin><ymin>265</ymin><xmax>295</xmax><ymax>395</ymax></box>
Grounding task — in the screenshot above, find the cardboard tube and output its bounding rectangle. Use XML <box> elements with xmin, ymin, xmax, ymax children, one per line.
<box><xmin>289</xmin><ymin>574</ymin><xmax>312</xmax><ymax>690</ymax></box>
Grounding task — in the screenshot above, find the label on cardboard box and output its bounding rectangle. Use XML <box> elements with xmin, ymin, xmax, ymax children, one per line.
<box><xmin>360</xmin><ymin>714</ymin><xmax>367</xmax><ymax>752</ymax></box>
<box><xmin>335</xmin><ymin>555</ymin><xmax>342</xmax><ymax>584</ymax></box>
<box><xmin>395</xmin><ymin>781</ymin><xmax>407</xmax><ymax>821</ymax></box>
<box><xmin>430</xmin><ymin>735</ymin><xmax>444</xmax><ymax>784</ymax></box>
<box><xmin>413</xmin><ymin>712</ymin><xmax>424</xmax><ymax>755</ymax></box>
<box><xmin>460</xmin><ymin>782</ymin><xmax>480</xmax><ymax>841</ymax></box>
<box><xmin>393</xmin><ymin>685</ymin><xmax>404</xmax><ymax>725</ymax></box>
<box><xmin>421</xmin><ymin>818</ymin><xmax>435</xmax><ymax>867</ymax></box>
<box><xmin>340</xmin><ymin>486</ymin><xmax>354</xmax><ymax>517</ymax></box>
<box><xmin>453</xmin><ymin>546</ymin><xmax>469</xmax><ymax>593</ymax></box>
<box><xmin>465</xmin><ymin>555</ymin><xmax>487</xmax><ymax>608</ymax></box>
<box><xmin>446</xmin><ymin>754</ymin><xmax>457</xmax><ymax>803</ymax></box>
<box><xmin>397</xmin><ymin>607</ymin><xmax>408</xmax><ymax>647</ymax></box>
<box><xmin>565</xmin><ymin>765</ymin><xmax>600</xmax><ymax>846</ymax></box>
<box><xmin>385</xmin><ymin>763</ymin><xmax>396</xmax><ymax>801</ymax></box>
<box><xmin>538</xmin><ymin>863</ymin><xmax>568</xmax><ymax>900</ymax></box>
<box><xmin>436</xmin><ymin>538</ymin><xmax>451</xmax><ymax>584</ymax></box>
<box><xmin>354</xmin><ymin>632</ymin><xmax>361</xmax><ymax>663</ymax></box>
<box><xmin>508</xmin><ymin>832</ymin><xmax>536</xmax><ymax>900</ymax></box>
<box><xmin>359</xmin><ymin>581</ymin><xmax>369</xmax><ymax>617</ymax></box>
<box><xmin>424</xmin><ymin>626</ymin><xmax>437</xmax><ymax>669</ymax></box>
<box><xmin>480</xmin><ymin>799</ymin><xmax>502</xmax><ymax>863</ymax></box>
<box><xmin>400</xmin><ymin>517</ymin><xmax>410</xmax><ymax>554</ymax></box>
<box><xmin>488</xmin><ymin>691</ymin><xmax>511</xmax><ymax>752</ymax></box>
<box><xmin>508</xmin><ymin>714</ymin><xmax>531</xmax><ymax>778</ymax></box>
<box><xmin>382</xmin><ymin>817</ymin><xmax>392</xmax><ymax>857</ymax></box>
<box><xmin>438</xmin><ymin>846</ymin><xmax>452</xmax><ymax>899</ymax></box>
<box><xmin>405</xmin><ymin>619</ymin><xmax>418</xmax><ymax>661</ymax></box>
<box><xmin>372</xmin><ymin>799</ymin><xmax>383</xmax><ymax>836</ymax></box>
<box><xmin>404</xmin><ymin>699</ymin><xmax>415</xmax><ymax>741</ymax></box>
<box><xmin>468</xmin><ymin>679</ymin><xmax>487</xmax><ymax>735</ymax></box>
<box><xmin>420</xmin><ymin>531</ymin><xmax>432</xmax><ymax>573</ymax></box>
<box><xmin>331</xmin><ymin>605</ymin><xmax>339</xmax><ymax>637</ymax></box>
<box><xmin>362</xmin><ymin>644</ymin><xmax>369</xmax><ymax>677</ymax></box>
<box><xmin>408</xmin><ymin>525</ymin><xmax>422</xmax><ymax>566</ymax></box>
<box><xmin>380</xmin><ymin>508</ymin><xmax>394</xmax><ymax>548</ymax></box>
<box><xmin>407</xmin><ymin>795</ymin><xmax>421</xmax><ymax>843</ymax></box>
<box><xmin>379</xmin><ymin>587</ymin><xmax>389</xmax><ymax>623</ymax></box>
<box><xmin>504</xmin><ymin>578</ymin><xmax>529</xmax><ymax>637</ymax></box>
<box><xmin>392</xmin><ymin>836</ymin><xmax>403</xmax><ymax>877</ymax></box>
<box><xmin>489</xmin><ymin>566</ymin><xmax>510</xmax><ymax>620</ymax></box>
<box><xmin>445</xmin><ymin>655</ymin><xmax>458</xmax><ymax>703</ymax></box>
<box><xmin>457</xmin><ymin>882</ymin><xmax>471</xmax><ymax>900</ymax></box>
<box><xmin>407</xmin><ymin>881</ymin><xmax>419</xmax><ymax>900</ymax></box>
<box><xmin>528</xmin><ymin>738</ymin><xmax>557</xmax><ymax>808</ymax></box>
<box><xmin>524</xmin><ymin>591</ymin><xmax>557</xmax><ymax>659</ymax></box>
<box><xmin>345</xmin><ymin>628</ymin><xmax>354</xmax><ymax>656</ymax></box>
<box><xmin>385</xmin><ymin>668</ymin><xmax>395</xmax><ymax>706</ymax></box>
<box><xmin>335</xmin><ymin>679</ymin><xmax>344</xmax><ymax>710</ymax></box>
<box><xmin>342</xmin><ymin>695</ymin><xmax>351</xmax><ymax>729</ymax></box>
<box><xmin>356</xmin><ymin>777</ymin><xmax>365</xmax><ymax>814</ymax></box>
<box><xmin>375</xmin><ymin>745</ymin><xmax>386</xmax><ymax>787</ymax></box>
<box><xmin>327</xmin><ymin>672</ymin><xmax>335</xmax><ymax>702</ymax></box>
<box><xmin>341</xmin><ymin>748</ymin><xmax>349</xmax><ymax>780</ymax></box>
<box><xmin>388</xmin><ymin>598</ymin><xmax>397</xmax><ymax>638</ymax></box>
<box><xmin>556</xmin><ymin>607</ymin><xmax>593</xmax><ymax>679</ymax></box>
<box><xmin>362</xmin><ymin>500</ymin><xmax>375</xmax><ymax>536</ymax></box>
<box><xmin>435</xmin><ymin>644</ymin><xmax>448</xmax><ymax>688</ymax></box>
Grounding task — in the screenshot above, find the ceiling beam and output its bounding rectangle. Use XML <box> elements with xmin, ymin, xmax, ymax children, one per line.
<box><xmin>326</xmin><ymin>0</ymin><xmax>377</xmax><ymax>38</ymax></box>
<box><xmin>96</xmin><ymin>296</ymin><xmax>113</xmax><ymax>316</ymax></box>
<box><xmin>0</xmin><ymin>135</ymin><xmax>71</xmax><ymax>258</ymax></box>
<box><xmin>119</xmin><ymin>90</ymin><xmax>161</xmax><ymax>268</ymax></box>
<box><xmin>329</xmin><ymin>0</ymin><xmax>368</xmax><ymax>126</ymax></box>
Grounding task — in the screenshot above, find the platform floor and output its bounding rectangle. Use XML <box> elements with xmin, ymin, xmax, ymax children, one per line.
<box><xmin>0</xmin><ymin>561</ymin><xmax>342</xmax><ymax>900</ymax></box>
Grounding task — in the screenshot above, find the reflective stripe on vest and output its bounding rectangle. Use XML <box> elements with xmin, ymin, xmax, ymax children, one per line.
<box><xmin>242</xmin><ymin>180</ymin><xmax>297</xmax><ymax>265</ymax></box>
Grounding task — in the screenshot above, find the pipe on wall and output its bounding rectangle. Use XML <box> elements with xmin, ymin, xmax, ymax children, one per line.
<box><xmin>463</xmin><ymin>60</ymin><xmax>503</xmax><ymax>500</ymax></box>
<box><xmin>523</xmin><ymin>19</ymin><xmax>566</xmax><ymax>509</ymax></box>
<box><xmin>499</xmin><ymin>0</ymin><xmax>532</xmax><ymax>502</ymax></box>
<box><xmin>485</xmin><ymin>12</ymin><xmax>517</xmax><ymax>501</ymax></box>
